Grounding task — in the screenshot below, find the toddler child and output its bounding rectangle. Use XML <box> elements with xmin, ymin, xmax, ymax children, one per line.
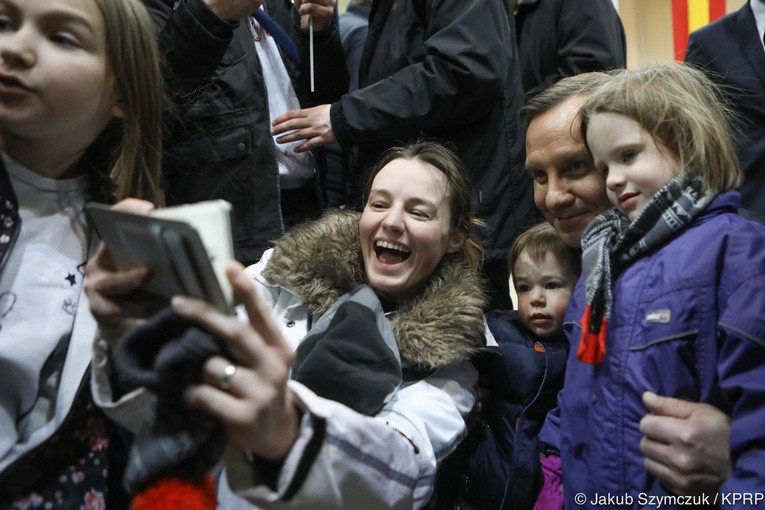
<box><xmin>458</xmin><ymin>222</ymin><xmax>580</xmax><ymax>509</ymax></box>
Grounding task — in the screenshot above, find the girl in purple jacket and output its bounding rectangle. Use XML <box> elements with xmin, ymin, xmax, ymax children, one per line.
<box><xmin>540</xmin><ymin>63</ymin><xmax>765</xmax><ymax>509</ymax></box>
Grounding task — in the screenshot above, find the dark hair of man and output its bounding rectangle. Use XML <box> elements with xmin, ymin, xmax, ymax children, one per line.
<box><xmin>519</xmin><ymin>72</ymin><xmax>614</xmax><ymax>125</ymax></box>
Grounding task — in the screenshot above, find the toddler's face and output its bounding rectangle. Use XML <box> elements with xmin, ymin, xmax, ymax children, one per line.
<box><xmin>514</xmin><ymin>252</ymin><xmax>576</xmax><ymax>339</ymax></box>
<box><xmin>586</xmin><ymin>113</ymin><xmax>680</xmax><ymax>221</ymax></box>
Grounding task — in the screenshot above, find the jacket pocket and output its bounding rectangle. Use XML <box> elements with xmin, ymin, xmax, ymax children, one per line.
<box><xmin>629</xmin><ymin>329</ymin><xmax>698</xmax><ymax>351</ymax></box>
<box><xmin>170</xmin><ymin>115</ymin><xmax>254</xmax><ymax>166</ymax></box>
<box><xmin>626</xmin><ymin>292</ymin><xmax>706</xmax><ymax>402</ymax></box>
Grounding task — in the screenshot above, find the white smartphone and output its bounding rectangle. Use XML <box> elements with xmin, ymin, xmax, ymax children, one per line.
<box><xmin>85</xmin><ymin>200</ymin><xmax>235</xmax><ymax>313</ymax></box>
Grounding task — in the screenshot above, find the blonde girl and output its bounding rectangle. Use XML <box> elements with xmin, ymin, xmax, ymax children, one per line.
<box><xmin>0</xmin><ymin>0</ymin><xmax>162</xmax><ymax>507</ymax></box>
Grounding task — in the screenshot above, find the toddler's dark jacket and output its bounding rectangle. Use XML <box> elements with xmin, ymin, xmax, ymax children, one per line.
<box><xmin>439</xmin><ymin>310</ymin><xmax>567</xmax><ymax>510</ymax></box>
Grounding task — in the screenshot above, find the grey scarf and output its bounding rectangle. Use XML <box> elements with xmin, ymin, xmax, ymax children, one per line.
<box><xmin>578</xmin><ymin>172</ymin><xmax>716</xmax><ymax>364</ymax></box>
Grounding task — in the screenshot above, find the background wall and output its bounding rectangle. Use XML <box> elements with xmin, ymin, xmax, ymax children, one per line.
<box><xmin>621</xmin><ymin>0</ymin><xmax>746</xmax><ymax>68</ymax></box>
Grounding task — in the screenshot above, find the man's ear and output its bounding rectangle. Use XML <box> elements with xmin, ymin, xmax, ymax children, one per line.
<box><xmin>447</xmin><ymin>229</ymin><xmax>466</xmax><ymax>254</ymax></box>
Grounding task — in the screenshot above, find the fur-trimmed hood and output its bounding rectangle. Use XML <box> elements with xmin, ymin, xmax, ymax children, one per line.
<box><xmin>263</xmin><ymin>210</ymin><xmax>487</xmax><ymax>369</ymax></box>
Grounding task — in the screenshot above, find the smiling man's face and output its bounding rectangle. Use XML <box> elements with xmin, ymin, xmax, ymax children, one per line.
<box><xmin>525</xmin><ymin>96</ymin><xmax>612</xmax><ymax>247</ymax></box>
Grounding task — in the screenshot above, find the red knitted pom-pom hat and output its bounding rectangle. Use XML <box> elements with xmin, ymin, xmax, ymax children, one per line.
<box><xmin>131</xmin><ymin>474</ymin><xmax>217</xmax><ymax>510</ymax></box>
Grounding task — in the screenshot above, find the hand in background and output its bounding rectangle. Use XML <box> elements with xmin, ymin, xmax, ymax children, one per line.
<box><xmin>640</xmin><ymin>391</ymin><xmax>731</xmax><ymax>496</ymax></box>
<box><xmin>272</xmin><ymin>104</ymin><xmax>335</xmax><ymax>152</ymax></box>
<box><xmin>295</xmin><ymin>0</ymin><xmax>336</xmax><ymax>31</ymax></box>
<box><xmin>85</xmin><ymin>199</ymin><xmax>156</xmax><ymax>349</ymax></box>
<box><xmin>177</xmin><ymin>262</ymin><xmax>300</xmax><ymax>461</ymax></box>
<box><xmin>204</xmin><ymin>0</ymin><xmax>265</xmax><ymax>21</ymax></box>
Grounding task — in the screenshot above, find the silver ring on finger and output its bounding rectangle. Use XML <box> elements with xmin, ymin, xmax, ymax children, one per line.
<box><xmin>219</xmin><ymin>363</ymin><xmax>238</xmax><ymax>391</ymax></box>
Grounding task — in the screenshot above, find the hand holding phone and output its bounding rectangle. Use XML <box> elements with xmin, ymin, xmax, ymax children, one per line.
<box><xmin>86</xmin><ymin>200</ymin><xmax>235</xmax><ymax>313</ymax></box>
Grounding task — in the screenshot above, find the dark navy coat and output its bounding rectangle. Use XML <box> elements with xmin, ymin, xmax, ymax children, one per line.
<box><xmin>685</xmin><ymin>3</ymin><xmax>765</xmax><ymax>221</ymax></box>
<box><xmin>456</xmin><ymin>310</ymin><xmax>567</xmax><ymax>510</ymax></box>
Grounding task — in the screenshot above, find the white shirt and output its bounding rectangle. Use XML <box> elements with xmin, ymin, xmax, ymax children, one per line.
<box><xmin>249</xmin><ymin>9</ymin><xmax>316</xmax><ymax>189</ymax></box>
<box><xmin>0</xmin><ymin>153</ymin><xmax>89</xmax><ymax>461</ymax></box>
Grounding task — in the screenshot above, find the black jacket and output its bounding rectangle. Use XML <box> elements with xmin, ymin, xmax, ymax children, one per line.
<box><xmin>515</xmin><ymin>0</ymin><xmax>626</xmax><ymax>101</ymax></box>
<box><xmin>147</xmin><ymin>0</ymin><xmax>349</xmax><ymax>265</ymax></box>
<box><xmin>330</xmin><ymin>0</ymin><xmax>535</xmax><ymax>261</ymax></box>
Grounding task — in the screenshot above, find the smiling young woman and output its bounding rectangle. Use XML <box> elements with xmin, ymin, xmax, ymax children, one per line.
<box><xmin>360</xmin><ymin>157</ymin><xmax>463</xmax><ymax>302</ymax></box>
<box><xmin>87</xmin><ymin>140</ymin><xmax>491</xmax><ymax>509</ymax></box>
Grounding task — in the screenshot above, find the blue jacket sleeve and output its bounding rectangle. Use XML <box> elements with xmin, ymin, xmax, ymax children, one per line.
<box><xmin>538</xmin><ymin>402</ymin><xmax>561</xmax><ymax>452</ymax></box>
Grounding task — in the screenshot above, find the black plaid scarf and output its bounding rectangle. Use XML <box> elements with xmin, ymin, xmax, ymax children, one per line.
<box><xmin>577</xmin><ymin>173</ymin><xmax>716</xmax><ymax>364</ymax></box>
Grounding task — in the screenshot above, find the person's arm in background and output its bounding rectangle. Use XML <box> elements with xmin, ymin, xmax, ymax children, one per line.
<box><xmin>521</xmin><ymin>0</ymin><xmax>626</xmax><ymax>101</ymax></box>
<box><xmin>271</xmin><ymin>0</ymin><xmax>514</xmax><ymax>152</ymax></box>
<box><xmin>144</xmin><ymin>0</ymin><xmax>252</xmax><ymax>95</ymax></box>
<box><xmin>282</xmin><ymin>0</ymin><xmax>350</xmax><ymax>105</ymax></box>
<box><xmin>640</xmin><ymin>393</ymin><xmax>732</xmax><ymax>496</ymax></box>
<box><xmin>144</xmin><ymin>0</ymin><xmax>347</xmax><ymax>103</ymax></box>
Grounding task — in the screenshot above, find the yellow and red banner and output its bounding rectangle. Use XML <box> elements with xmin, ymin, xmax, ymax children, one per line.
<box><xmin>672</xmin><ymin>0</ymin><xmax>727</xmax><ymax>59</ymax></box>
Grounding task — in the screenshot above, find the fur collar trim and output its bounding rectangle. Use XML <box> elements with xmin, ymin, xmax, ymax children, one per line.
<box><xmin>263</xmin><ymin>210</ymin><xmax>486</xmax><ymax>369</ymax></box>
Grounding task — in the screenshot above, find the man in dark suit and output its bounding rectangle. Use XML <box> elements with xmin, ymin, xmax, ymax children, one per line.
<box><xmin>685</xmin><ymin>0</ymin><xmax>765</xmax><ymax>222</ymax></box>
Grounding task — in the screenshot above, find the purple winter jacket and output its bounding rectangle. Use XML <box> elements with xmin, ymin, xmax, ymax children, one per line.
<box><xmin>542</xmin><ymin>192</ymin><xmax>765</xmax><ymax>509</ymax></box>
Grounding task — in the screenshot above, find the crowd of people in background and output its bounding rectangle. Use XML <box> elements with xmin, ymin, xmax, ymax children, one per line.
<box><xmin>0</xmin><ymin>0</ymin><xmax>763</xmax><ymax>509</ymax></box>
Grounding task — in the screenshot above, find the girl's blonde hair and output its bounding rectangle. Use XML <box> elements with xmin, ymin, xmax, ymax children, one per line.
<box><xmin>579</xmin><ymin>63</ymin><xmax>742</xmax><ymax>193</ymax></box>
<box><xmin>83</xmin><ymin>0</ymin><xmax>163</xmax><ymax>204</ymax></box>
